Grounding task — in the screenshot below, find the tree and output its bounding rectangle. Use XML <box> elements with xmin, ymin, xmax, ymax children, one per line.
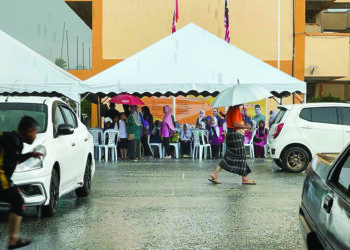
<box><xmin>55</xmin><ymin>58</ymin><xmax>67</xmax><ymax>69</ymax></box>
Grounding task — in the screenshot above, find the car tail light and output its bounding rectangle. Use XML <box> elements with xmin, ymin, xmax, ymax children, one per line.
<box><xmin>273</xmin><ymin>123</ymin><xmax>284</xmax><ymax>139</ymax></box>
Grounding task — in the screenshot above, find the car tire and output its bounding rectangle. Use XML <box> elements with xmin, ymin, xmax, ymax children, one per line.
<box><xmin>282</xmin><ymin>147</ymin><xmax>310</xmax><ymax>173</ymax></box>
<box><xmin>42</xmin><ymin>169</ymin><xmax>59</xmax><ymax>217</ymax></box>
<box><xmin>75</xmin><ymin>159</ymin><xmax>92</xmax><ymax>197</ymax></box>
<box><xmin>273</xmin><ymin>159</ymin><xmax>284</xmax><ymax>169</ymax></box>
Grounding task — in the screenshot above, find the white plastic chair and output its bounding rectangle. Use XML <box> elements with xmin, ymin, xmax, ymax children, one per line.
<box><xmin>191</xmin><ymin>129</ymin><xmax>211</xmax><ymax>160</ymax></box>
<box><xmin>244</xmin><ymin>129</ymin><xmax>256</xmax><ymax>159</ymax></box>
<box><xmin>200</xmin><ymin>130</ymin><xmax>212</xmax><ymax>159</ymax></box>
<box><xmin>163</xmin><ymin>141</ymin><xmax>180</xmax><ymax>158</ymax></box>
<box><xmin>90</xmin><ymin>129</ymin><xmax>103</xmax><ymax>160</ymax></box>
<box><xmin>101</xmin><ymin>129</ymin><xmax>119</xmax><ymax>162</ymax></box>
<box><xmin>149</xmin><ymin>135</ymin><xmax>163</xmax><ymax>158</ymax></box>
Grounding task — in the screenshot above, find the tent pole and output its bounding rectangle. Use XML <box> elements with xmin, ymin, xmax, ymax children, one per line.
<box><xmin>172</xmin><ymin>96</ymin><xmax>176</xmax><ymax>121</ymax></box>
<box><xmin>98</xmin><ymin>96</ymin><xmax>101</xmax><ymax>128</ymax></box>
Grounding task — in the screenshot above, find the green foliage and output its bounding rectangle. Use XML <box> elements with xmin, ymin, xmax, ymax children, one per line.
<box><xmin>81</xmin><ymin>99</ymin><xmax>91</xmax><ymax>117</ymax></box>
<box><xmin>55</xmin><ymin>58</ymin><xmax>67</xmax><ymax>69</ymax></box>
<box><xmin>309</xmin><ymin>94</ymin><xmax>342</xmax><ymax>103</ymax></box>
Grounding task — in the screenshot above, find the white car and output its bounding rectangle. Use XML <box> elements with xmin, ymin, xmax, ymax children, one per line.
<box><xmin>267</xmin><ymin>102</ymin><xmax>350</xmax><ymax>173</ymax></box>
<box><xmin>0</xmin><ymin>96</ymin><xmax>95</xmax><ymax>216</ymax></box>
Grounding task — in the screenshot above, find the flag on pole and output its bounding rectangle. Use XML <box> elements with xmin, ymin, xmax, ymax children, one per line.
<box><xmin>224</xmin><ymin>0</ymin><xmax>230</xmax><ymax>43</ymax></box>
<box><xmin>172</xmin><ymin>0</ymin><xmax>178</xmax><ymax>33</ymax></box>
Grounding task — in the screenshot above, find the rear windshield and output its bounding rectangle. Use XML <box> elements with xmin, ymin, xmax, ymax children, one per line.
<box><xmin>0</xmin><ymin>103</ymin><xmax>48</xmax><ymax>133</ymax></box>
<box><xmin>274</xmin><ymin>108</ymin><xmax>287</xmax><ymax>124</ymax></box>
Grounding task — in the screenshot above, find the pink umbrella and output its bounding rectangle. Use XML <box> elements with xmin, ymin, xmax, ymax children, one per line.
<box><xmin>109</xmin><ymin>94</ymin><xmax>144</xmax><ymax>105</ymax></box>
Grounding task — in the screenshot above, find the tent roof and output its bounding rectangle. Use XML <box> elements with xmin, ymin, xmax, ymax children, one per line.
<box><xmin>83</xmin><ymin>23</ymin><xmax>306</xmax><ymax>98</ymax></box>
<box><xmin>0</xmin><ymin>30</ymin><xmax>80</xmax><ymax>102</ymax></box>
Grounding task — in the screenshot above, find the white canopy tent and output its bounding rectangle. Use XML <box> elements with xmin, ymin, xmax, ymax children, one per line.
<box><xmin>0</xmin><ymin>30</ymin><xmax>80</xmax><ymax>102</ymax></box>
<box><xmin>82</xmin><ymin>23</ymin><xmax>306</xmax><ymax>98</ymax></box>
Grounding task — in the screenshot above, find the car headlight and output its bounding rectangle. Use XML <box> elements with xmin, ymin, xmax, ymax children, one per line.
<box><xmin>15</xmin><ymin>145</ymin><xmax>46</xmax><ymax>173</ymax></box>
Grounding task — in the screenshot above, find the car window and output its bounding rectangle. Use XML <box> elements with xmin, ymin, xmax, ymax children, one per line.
<box><xmin>299</xmin><ymin>108</ymin><xmax>311</xmax><ymax>121</ymax></box>
<box><xmin>61</xmin><ymin>106</ymin><xmax>77</xmax><ymax>128</ymax></box>
<box><xmin>0</xmin><ymin>103</ymin><xmax>48</xmax><ymax>133</ymax></box>
<box><xmin>341</xmin><ymin>108</ymin><xmax>350</xmax><ymax>126</ymax></box>
<box><xmin>311</xmin><ymin>107</ymin><xmax>338</xmax><ymax>124</ymax></box>
<box><xmin>274</xmin><ymin>109</ymin><xmax>286</xmax><ymax>124</ymax></box>
<box><xmin>53</xmin><ymin>106</ymin><xmax>65</xmax><ymax>132</ymax></box>
<box><xmin>338</xmin><ymin>155</ymin><xmax>350</xmax><ymax>192</ymax></box>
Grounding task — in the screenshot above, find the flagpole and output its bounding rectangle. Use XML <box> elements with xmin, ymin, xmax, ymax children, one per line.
<box><xmin>277</xmin><ymin>0</ymin><xmax>280</xmax><ymax>70</ymax></box>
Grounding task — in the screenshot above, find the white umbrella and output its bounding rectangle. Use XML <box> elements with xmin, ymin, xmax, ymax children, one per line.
<box><xmin>211</xmin><ymin>84</ymin><xmax>273</xmax><ymax>108</ymax></box>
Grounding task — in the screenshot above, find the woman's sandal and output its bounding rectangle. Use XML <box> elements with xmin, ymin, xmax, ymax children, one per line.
<box><xmin>208</xmin><ymin>178</ymin><xmax>221</xmax><ymax>184</ymax></box>
<box><xmin>8</xmin><ymin>237</ymin><xmax>32</xmax><ymax>249</ymax></box>
<box><xmin>242</xmin><ymin>179</ymin><xmax>256</xmax><ymax>185</ymax></box>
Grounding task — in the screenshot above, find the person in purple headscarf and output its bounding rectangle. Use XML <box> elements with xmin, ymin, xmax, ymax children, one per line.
<box><xmin>253</xmin><ymin>120</ymin><xmax>268</xmax><ymax>158</ymax></box>
<box><xmin>160</xmin><ymin>105</ymin><xmax>175</xmax><ymax>159</ymax></box>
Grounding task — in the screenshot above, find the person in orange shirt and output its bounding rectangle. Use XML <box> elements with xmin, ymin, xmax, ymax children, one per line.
<box><xmin>209</xmin><ymin>105</ymin><xmax>256</xmax><ymax>185</ymax></box>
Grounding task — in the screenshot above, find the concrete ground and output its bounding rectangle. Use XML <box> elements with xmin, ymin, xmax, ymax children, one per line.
<box><xmin>0</xmin><ymin>158</ymin><xmax>307</xmax><ymax>250</ymax></box>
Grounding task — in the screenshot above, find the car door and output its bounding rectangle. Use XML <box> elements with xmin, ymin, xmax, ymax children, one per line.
<box><xmin>298</xmin><ymin>107</ymin><xmax>343</xmax><ymax>153</ymax></box>
<box><xmin>323</xmin><ymin>147</ymin><xmax>350</xmax><ymax>249</ymax></box>
<box><xmin>60</xmin><ymin>105</ymin><xmax>85</xmax><ymax>183</ymax></box>
<box><xmin>339</xmin><ymin>107</ymin><xmax>350</xmax><ymax>147</ymax></box>
<box><xmin>52</xmin><ymin>103</ymin><xmax>76</xmax><ymax>190</ymax></box>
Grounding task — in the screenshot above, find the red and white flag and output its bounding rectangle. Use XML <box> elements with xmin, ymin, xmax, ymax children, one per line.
<box><xmin>172</xmin><ymin>0</ymin><xmax>178</xmax><ymax>33</ymax></box>
<box><xmin>224</xmin><ymin>0</ymin><xmax>230</xmax><ymax>43</ymax></box>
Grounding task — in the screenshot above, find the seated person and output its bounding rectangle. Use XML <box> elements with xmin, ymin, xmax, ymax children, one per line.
<box><xmin>180</xmin><ymin>123</ymin><xmax>192</xmax><ymax>157</ymax></box>
<box><xmin>253</xmin><ymin>120</ymin><xmax>268</xmax><ymax>158</ymax></box>
<box><xmin>150</xmin><ymin>120</ymin><xmax>162</xmax><ymax>143</ymax></box>
<box><xmin>209</xmin><ymin>117</ymin><xmax>224</xmax><ymax>159</ymax></box>
<box><xmin>244</xmin><ymin>121</ymin><xmax>255</xmax><ymax>144</ymax></box>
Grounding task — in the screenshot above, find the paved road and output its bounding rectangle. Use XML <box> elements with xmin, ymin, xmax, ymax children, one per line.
<box><xmin>0</xmin><ymin>159</ymin><xmax>307</xmax><ymax>250</ymax></box>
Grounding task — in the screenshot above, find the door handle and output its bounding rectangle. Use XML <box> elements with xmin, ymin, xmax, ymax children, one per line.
<box><xmin>323</xmin><ymin>193</ymin><xmax>334</xmax><ymax>213</ymax></box>
<box><xmin>301</xmin><ymin>126</ymin><xmax>312</xmax><ymax>129</ymax></box>
<box><xmin>72</xmin><ymin>143</ymin><xmax>76</xmax><ymax>147</ymax></box>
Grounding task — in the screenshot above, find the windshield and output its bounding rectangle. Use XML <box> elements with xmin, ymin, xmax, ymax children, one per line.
<box><xmin>0</xmin><ymin>103</ymin><xmax>48</xmax><ymax>133</ymax></box>
<box><xmin>274</xmin><ymin>108</ymin><xmax>287</xmax><ymax>124</ymax></box>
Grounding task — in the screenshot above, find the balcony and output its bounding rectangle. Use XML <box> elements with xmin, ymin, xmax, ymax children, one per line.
<box><xmin>305</xmin><ymin>33</ymin><xmax>350</xmax><ymax>81</ymax></box>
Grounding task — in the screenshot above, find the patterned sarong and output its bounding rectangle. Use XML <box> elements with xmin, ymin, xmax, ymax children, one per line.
<box><xmin>219</xmin><ymin>129</ymin><xmax>251</xmax><ymax>176</ymax></box>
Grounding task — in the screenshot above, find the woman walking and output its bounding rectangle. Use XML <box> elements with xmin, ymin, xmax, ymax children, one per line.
<box><xmin>127</xmin><ymin>105</ymin><xmax>142</xmax><ymax>161</ymax></box>
<box><xmin>209</xmin><ymin>105</ymin><xmax>256</xmax><ymax>185</ymax></box>
<box><xmin>160</xmin><ymin>105</ymin><xmax>175</xmax><ymax>159</ymax></box>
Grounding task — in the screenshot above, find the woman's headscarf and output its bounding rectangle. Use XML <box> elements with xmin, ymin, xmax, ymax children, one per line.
<box><xmin>130</xmin><ymin>105</ymin><xmax>141</xmax><ymax>126</ymax></box>
<box><xmin>211</xmin><ymin>117</ymin><xmax>220</xmax><ymax>137</ymax></box>
<box><xmin>269</xmin><ymin>110</ymin><xmax>277</xmax><ymax>127</ymax></box>
<box><xmin>258</xmin><ymin>120</ymin><xmax>268</xmax><ymax>136</ymax></box>
<box><xmin>163</xmin><ymin>105</ymin><xmax>175</xmax><ymax>131</ymax></box>
<box><xmin>199</xmin><ymin>110</ymin><xmax>205</xmax><ymax>120</ymax></box>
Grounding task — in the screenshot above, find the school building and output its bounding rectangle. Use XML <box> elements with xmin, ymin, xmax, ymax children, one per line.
<box><xmin>64</xmin><ymin>0</ymin><xmax>350</xmax><ymax>126</ymax></box>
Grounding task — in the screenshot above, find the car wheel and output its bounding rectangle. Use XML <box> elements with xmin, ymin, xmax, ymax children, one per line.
<box><xmin>282</xmin><ymin>147</ymin><xmax>310</xmax><ymax>173</ymax></box>
<box><xmin>42</xmin><ymin>169</ymin><xmax>59</xmax><ymax>217</ymax></box>
<box><xmin>75</xmin><ymin>159</ymin><xmax>92</xmax><ymax>197</ymax></box>
<box><xmin>273</xmin><ymin>159</ymin><xmax>284</xmax><ymax>169</ymax></box>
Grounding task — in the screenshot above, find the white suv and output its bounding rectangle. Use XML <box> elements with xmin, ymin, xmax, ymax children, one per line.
<box><xmin>0</xmin><ymin>96</ymin><xmax>95</xmax><ymax>216</ymax></box>
<box><xmin>267</xmin><ymin>102</ymin><xmax>350</xmax><ymax>173</ymax></box>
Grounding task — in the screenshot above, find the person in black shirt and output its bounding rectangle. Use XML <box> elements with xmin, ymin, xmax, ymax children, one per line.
<box><xmin>0</xmin><ymin>116</ymin><xmax>42</xmax><ymax>249</ymax></box>
<box><xmin>104</xmin><ymin>103</ymin><xmax>120</xmax><ymax>121</ymax></box>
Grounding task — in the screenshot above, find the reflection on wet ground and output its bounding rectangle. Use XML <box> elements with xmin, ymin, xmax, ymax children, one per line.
<box><xmin>0</xmin><ymin>158</ymin><xmax>306</xmax><ymax>249</ymax></box>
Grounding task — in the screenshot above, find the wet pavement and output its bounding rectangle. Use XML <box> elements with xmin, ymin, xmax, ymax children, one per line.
<box><xmin>0</xmin><ymin>158</ymin><xmax>307</xmax><ymax>250</ymax></box>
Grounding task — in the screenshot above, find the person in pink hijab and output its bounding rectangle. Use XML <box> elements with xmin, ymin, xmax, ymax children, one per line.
<box><xmin>160</xmin><ymin>105</ymin><xmax>175</xmax><ymax>159</ymax></box>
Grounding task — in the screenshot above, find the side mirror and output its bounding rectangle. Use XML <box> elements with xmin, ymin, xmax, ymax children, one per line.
<box><xmin>57</xmin><ymin>124</ymin><xmax>74</xmax><ymax>136</ymax></box>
